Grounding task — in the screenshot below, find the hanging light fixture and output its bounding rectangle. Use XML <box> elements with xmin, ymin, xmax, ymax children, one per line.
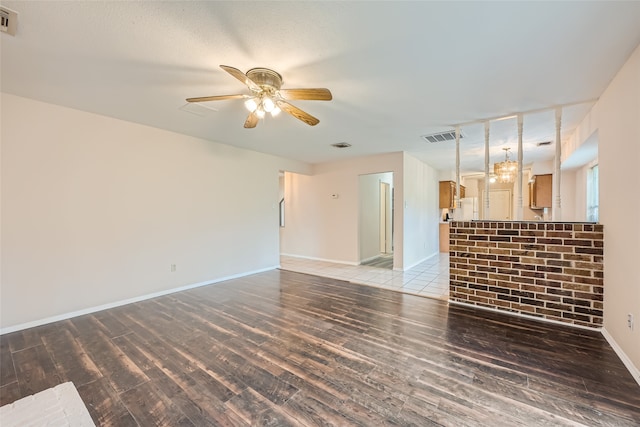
<box><xmin>493</xmin><ymin>148</ymin><xmax>517</xmax><ymax>183</ymax></box>
<box><xmin>244</xmin><ymin>98</ymin><xmax>258</xmax><ymax>112</ymax></box>
<box><xmin>244</xmin><ymin>94</ymin><xmax>281</xmax><ymax>119</ymax></box>
<box><xmin>262</xmin><ymin>96</ymin><xmax>275</xmax><ymax>112</ymax></box>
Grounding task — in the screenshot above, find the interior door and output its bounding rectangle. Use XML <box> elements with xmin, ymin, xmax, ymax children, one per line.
<box><xmin>379</xmin><ymin>182</ymin><xmax>392</xmax><ymax>253</ymax></box>
<box><xmin>482</xmin><ymin>189</ymin><xmax>512</xmax><ymax>220</ymax></box>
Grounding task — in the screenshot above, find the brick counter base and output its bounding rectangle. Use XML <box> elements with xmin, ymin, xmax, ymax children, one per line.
<box><xmin>449</xmin><ymin>221</ymin><xmax>604</xmax><ymax>329</ymax></box>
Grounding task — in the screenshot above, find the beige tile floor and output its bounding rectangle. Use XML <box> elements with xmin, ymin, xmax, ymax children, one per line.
<box><xmin>279</xmin><ymin>253</ymin><xmax>450</xmax><ymax>300</ymax></box>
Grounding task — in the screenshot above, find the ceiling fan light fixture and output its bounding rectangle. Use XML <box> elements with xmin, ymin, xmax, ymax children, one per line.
<box><xmin>262</xmin><ymin>97</ymin><xmax>275</xmax><ymax>113</ymax></box>
<box><xmin>187</xmin><ymin>65</ymin><xmax>332</xmax><ymax>128</ymax></box>
<box><xmin>244</xmin><ymin>98</ymin><xmax>258</xmax><ymax>112</ymax></box>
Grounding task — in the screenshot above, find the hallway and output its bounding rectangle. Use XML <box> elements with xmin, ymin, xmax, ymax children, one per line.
<box><xmin>280</xmin><ymin>253</ymin><xmax>450</xmax><ymax>300</ymax></box>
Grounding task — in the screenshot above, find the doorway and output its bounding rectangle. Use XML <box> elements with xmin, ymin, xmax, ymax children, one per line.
<box><xmin>359</xmin><ymin>172</ymin><xmax>394</xmax><ymax>269</ymax></box>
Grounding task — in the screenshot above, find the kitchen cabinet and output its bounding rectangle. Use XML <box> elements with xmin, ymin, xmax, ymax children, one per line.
<box><xmin>529</xmin><ymin>174</ymin><xmax>552</xmax><ymax>209</ymax></box>
<box><xmin>439</xmin><ymin>181</ymin><xmax>465</xmax><ymax>209</ymax></box>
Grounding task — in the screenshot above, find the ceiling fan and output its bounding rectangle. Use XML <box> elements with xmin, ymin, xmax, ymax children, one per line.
<box><xmin>186</xmin><ymin>65</ymin><xmax>332</xmax><ymax>128</ymax></box>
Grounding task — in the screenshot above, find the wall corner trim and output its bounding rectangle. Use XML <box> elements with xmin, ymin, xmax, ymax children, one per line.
<box><xmin>0</xmin><ymin>266</ymin><xmax>279</xmax><ymax>335</ymax></box>
<box><xmin>601</xmin><ymin>328</ymin><xmax>640</xmax><ymax>387</ymax></box>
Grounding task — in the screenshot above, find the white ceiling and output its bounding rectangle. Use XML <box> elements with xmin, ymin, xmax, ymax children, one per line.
<box><xmin>2</xmin><ymin>1</ymin><xmax>640</xmax><ymax>173</ymax></box>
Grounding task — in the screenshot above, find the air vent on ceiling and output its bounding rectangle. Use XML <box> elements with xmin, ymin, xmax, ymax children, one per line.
<box><xmin>536</xmin><ymin>141</ymin><xmax>552</xmax><ymax>147</ymax></box>
<box><xmin>331</xmin><ymin>142</ymin><xmax>351</xmax><ymax>148</ymax></box>
<box><xmin>421</xmin><ymin>130</ymin><xmax>464</xmax><ymax>143</ymax></box>
<box><xmin>0</xmin><ymin>7</ymin><xmax>18</xmax><ymax>36</ymax></box>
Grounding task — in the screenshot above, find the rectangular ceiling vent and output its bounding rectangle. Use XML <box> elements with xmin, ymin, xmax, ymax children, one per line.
<box><xmin>0</xmin><ymin>7</ymin><xmax>18</xmax><ymax>36</ymax></box>
<box><xmin>421</xmin><ymin>130</ymin><xmax>464</xmax><ymax>143</ymax></box>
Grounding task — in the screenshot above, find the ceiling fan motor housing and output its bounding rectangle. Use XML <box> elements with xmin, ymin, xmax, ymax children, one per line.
<box><xmin>246</xmin><ymin>68</ymin><xmax>283</xmax><ymax>92</ymax></box>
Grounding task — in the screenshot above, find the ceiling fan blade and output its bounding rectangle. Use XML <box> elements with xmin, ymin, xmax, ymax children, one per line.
<box><xmin>244</xmin><ymin>111</ymin><xmax>259</xmax><ymax>128</ymax></box>
<box><xmin>220</xmin><ymin>65</ymin><xmax>261</xmax><ymax>92</ymax></box>
<box><xmin>279</xmin><ymin>101</ymin><xmax>320</xmax><ymax>126</ymax></box>
<box><xmin>279</xmin><ymin>88</ymin><xmax>333</xmax><ymax>101</ymax></box>
<box><xmin>186</xmin><ymin>94</ymin><xmax>245</xmax><ymax>103</ymax></box>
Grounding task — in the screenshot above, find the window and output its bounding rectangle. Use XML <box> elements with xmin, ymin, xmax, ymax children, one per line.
<box><xmin>587</xmin><ymin>164</ymin><xmax>599</xmax><ymax>222</ymax></box>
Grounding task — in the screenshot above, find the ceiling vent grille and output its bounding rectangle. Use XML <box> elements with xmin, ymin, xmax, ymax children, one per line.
<box><xmin>421</xmin><ymin>130</ymin><xmax>464</xmax><ymax>143</ymax></box>
<box><xmin>0</xmin><ymin>7</ymin><xmax>17</xmax><ymax>36</ymax></box>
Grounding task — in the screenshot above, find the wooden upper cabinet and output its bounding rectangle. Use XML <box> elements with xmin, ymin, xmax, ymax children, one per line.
<box><xmin>439</xmin><ymin>181</ymin><xmax>466</xmax><ymax>209</ymax></box>
<box><xmin>529</xmin><ymin>174</ymin><xmax>552</xmax><ymax>209</ymax></box>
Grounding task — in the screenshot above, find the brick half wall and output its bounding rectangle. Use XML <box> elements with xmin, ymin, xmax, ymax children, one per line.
<box><xmin>449</xmin><ymin>221</ymin><xmax>604</xmax><ymax>329</ymax></box>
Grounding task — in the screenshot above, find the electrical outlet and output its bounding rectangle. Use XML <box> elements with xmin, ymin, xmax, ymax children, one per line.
<box><xmin>170</xmin><ymin>264</ymin><xmax>176</xmax><ymax>272</ymax></box>
<box><xmin>0</xmin><ymin>7</ymin><xmax>18</xmax><ymax>36</ymax></box>
<box><xmin>628</xmin><ymin>314</ymin><xmax>634</xmax><ymax>330</ymax></box>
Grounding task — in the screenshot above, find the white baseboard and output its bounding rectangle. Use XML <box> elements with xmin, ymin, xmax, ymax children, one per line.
<box><xmin>279</xmin><ymin>253</ymin><xmax>359</xmax><ymax>266</ymax></box>
<box><xmin>403</xmin><ymin>251</ymin><xmax>439</xmax><ymax>271</ymax></box>
<box><xmin>0</xmin><ymin>266</ymin><xmax>278</xmax><ymax>335</ymax></box>
<box><xmin>602</xmin><ymin>328</ymin><xmax>640</xmax><ymax>386</ymax></box>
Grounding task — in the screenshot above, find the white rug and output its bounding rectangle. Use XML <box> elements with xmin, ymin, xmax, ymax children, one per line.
<box><xmin>0</xmin><ymin>382</ymin><xmax>95</xmax><ymax>426</ymax></box>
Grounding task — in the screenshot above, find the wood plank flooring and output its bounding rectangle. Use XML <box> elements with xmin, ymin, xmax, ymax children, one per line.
<box><xmin>1</xmin><ymin>269</ymin><xmax>639</xmax><ymax>426</ymax></box>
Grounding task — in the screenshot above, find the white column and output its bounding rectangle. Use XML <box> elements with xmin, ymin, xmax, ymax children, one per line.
<box><xmin>484</xmin><ymin>121</ymin><xmax>490</xmax><ymax>220</ymax></box>
<box><xmin>455</xmin><ymin>125</ymin><xmax>461</xmax><ymax>217</ymax></box>
<box><xmin>553</xmin><ymin>107</ymin><xmax>562</xmax><ymax>221</ymax></box>
<box><xmin>517</xmin><ymin>114</ymin><xmax>524</xmax><ymax>220</ymax></box>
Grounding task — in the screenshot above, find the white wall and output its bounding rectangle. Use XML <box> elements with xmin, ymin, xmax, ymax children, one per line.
<box><xmin>531</xmin><ymin>160</ymin><xmax>554</xmax><ymax>175</ymax></box>
<box><xmin>280</xmin><ymin>152</ymin><xmax>405</xmax><ymax>267</ymax></box>
<box><xmin>1</xmin><ymin>93</ymin><xmax>310</xmax><ymax>331</ymax></box>
<box><xmin>572</xmin><ymin>166</ymin><xmax>587</xmax><ymax>222</ymax></box>
<box><xmin>570</xmin><ymin>43</ymin><xmax>640</xmax><ymax>382</ymax></box>
<box><xmin>359</xmin><ymin>173</ymin><xmax>381</xmax><ymax>262</ymax></box>
<box><xmin>461</xmin><ymin>176</ymin><xmax>479</xmax><ymax>198</ymax></box>
<box><xmin>597</xmin><ymin>43</ymin><xmax>640</xmax><ymax>381</ymax></box>
<box><xmin>403</xmin><ymin>153</ymin><xmax>440</xmax><ymax>269</ymax></box>
<box><xmin>560</xmin><ymin>170</ymin><xmax>577</xmax><ymax>221</ymax></box>
<box><xmin>563</xmin><ymin>161</ymin><xmax>596</xmax><ymax>223</ymax></box>
<box><xmin>280</xmin><ymin>152</ymin><xmax>441</xmax><ymax>271</ymax></box>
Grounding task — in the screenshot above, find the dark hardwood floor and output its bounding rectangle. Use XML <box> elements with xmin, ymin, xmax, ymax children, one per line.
<box><xmin>1</xmin><ymin>269</ymin><xmax>639</xmax><ymax>426</ymax></box>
